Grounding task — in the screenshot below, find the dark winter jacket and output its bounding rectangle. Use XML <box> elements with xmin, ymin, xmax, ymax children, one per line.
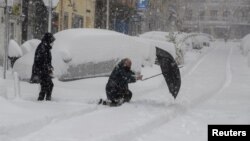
<box><xmin>106</xmin><ymin>61</ymin><xmax>136</xmax><ymax>93</ymax></box>
<box><xmin>30</xmin><ymin>33</ymin><xmax>55</xmax><ymax>83</ymax></box>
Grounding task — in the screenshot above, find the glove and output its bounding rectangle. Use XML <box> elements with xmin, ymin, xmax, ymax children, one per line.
<box><xmin>136</xmin><ymin>75</ymin><xmax>143</xmax><ymax>80</ymax></box>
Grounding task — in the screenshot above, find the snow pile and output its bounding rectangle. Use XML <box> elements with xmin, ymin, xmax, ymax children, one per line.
<box><xmin>240</xmin><ymin>34</ymin><xmax>250</xmax><ymax>67</ymax></box>
<box><xmin>134</xmin><ymin>37</ymin><xmax>176</xmax><ymax>58</ymax></box>
<box><xmin>21</xmin><ymin>39</ymin><xmax>40</xmax><ymax>55</ymax></box>
<box><xmin>248</xmin><ymin>54</ymin><xmax>250</xmax><ymax>67</ymax></box>
<box><xmin>240</xmin><ymin>34</ymin><xmax>250</xmax><ymax>56</ymax></box>
<box><xmin>189</xmin><ymin>35</ymin><xmax>210</xmax><ymax>50</ymax></box>
<box><xmin>8</xmin><ymin>40</ymin><xmax>23</xmax><ymax>58</ymax></box>
<box><xmin>53</xmin><ymin>29</ymin><xmax>151</xmax><ymax>65</ymax></box>
<box><xmin>140</xmin><ymin>31</ymin><xmax>171</xmax><ymax>42</ymax></box>
<box><xmin>0</xmin><ymin>97</ymin><xmax>25</xmax><ymax>113</ymax></box>
<box><xmin>0</xmin><ymin>78</ymin><xmax>7</xmax><ymax>98</ymax></box>
<box><xmin>14</xmin><ymin>29</ymin><xmax>156</xmax><ymax>81</ymax></box>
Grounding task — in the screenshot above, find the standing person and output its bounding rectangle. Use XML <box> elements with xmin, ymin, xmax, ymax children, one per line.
<box><xmin>99</xmin><ymin>58</ymin><xmax>143</xmax><ymax>106</ymax></box>
<box><xmin>30</xmin><ymin>33</ymin><xmax>55</xmax><ymax>101</ymax></box>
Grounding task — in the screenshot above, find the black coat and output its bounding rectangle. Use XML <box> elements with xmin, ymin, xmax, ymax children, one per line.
<box><xmin>30</xmin><ymin>41</ymin><xmax>53</xmax><ymax>83</ymax></box>
<box><xmin>106</xmin><ymin>62</ymin><xmax>136</xmax><ymax>93</ymax></box>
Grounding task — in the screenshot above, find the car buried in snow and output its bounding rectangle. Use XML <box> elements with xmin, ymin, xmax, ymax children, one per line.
<box><xmin>13</xmin><ymin>29</ymin><xmax>176</xmax><ymax>82</ymax></box>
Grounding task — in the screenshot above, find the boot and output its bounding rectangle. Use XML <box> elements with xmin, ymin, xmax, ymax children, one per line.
<box><xmin>45</xmin><ymin>95</ymin><xmax>51</xmax><ymax>101</ymax></box>
<box><xmin>123</xmin><ymin>90</ymin><xmax>132</xmax><ymax>102</ymax></box>
<box><xmin>37</xmin><ymin>92</ymin><xmax>45</xmax><ymax>101</ymax></box>
<box><xmin>37</xmin><ymin>96</ymin><xmax>44</xmax><ymax>101</ymax></box>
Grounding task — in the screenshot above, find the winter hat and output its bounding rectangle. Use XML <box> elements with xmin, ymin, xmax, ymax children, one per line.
<box><xmin>42</xmin><ymin>32</ymin><xmax>55</xmax><ymax>43</ymax></box>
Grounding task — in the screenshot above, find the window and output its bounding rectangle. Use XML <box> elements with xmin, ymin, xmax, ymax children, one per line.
<box><xmin>199</xmin><ymin>11</ymin><xmax>205</xmax><ymax>20</ymax></box>
<box><xmin>86</xmin><ymin>16</ymin><xmax>91</xmax><ymax>28</ymax></box>
<box><xmin>52</xmin><ymin>13</ymin><xmax>59</xmax><ymax>33</ymax></box>
<box><xmin>223</xmin><ymin>11</ymin><xmax>230</xmax><ymax>21</ymax></box>
<box><xmin>10</xmin><ymin>23</ymin><xmax>15</xmax><ymax>39</ymax></box>
<box><xmin>72</xmin><ymin>14</ymin><xmax>84</xmax><ymax>28</ymax></box>
<box><xmin>186</xmin><ymin>9</ymin><xmax>192</xmax><ymax>20</ymax></box>
<box><xmin>223</xmin><ymin>11</ymin><xmax>230</xmax><ymax>17</ymax></box>
<box><xmin>210</xmin><ymin>10</ymin><xmax>218</xmax><ymax>20</ymax></box>
<box><xmin>64</xmin><ymin>12</ymin><xmax>69</xmax><ymax>29</ymax></box>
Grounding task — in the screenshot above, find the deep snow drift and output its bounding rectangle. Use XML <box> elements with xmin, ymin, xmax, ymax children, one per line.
<box><xmin>0</xmin><ymin>40</ymin><xmax>249</xmax><ymax>141</ymax></box>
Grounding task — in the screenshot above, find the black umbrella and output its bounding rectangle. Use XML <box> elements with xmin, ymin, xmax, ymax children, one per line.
<box><xmin>155</xmin><ymin>47</ymin><xmax>181</xmax><ymax>99</ymax></box>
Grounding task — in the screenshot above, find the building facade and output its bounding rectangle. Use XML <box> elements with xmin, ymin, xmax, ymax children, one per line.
<box><xmin>95</xmin><ymin>0</ymin><xmax>138</xmax><ymax>35</ymax></box>
<box><xmin>141</xmin><ymin>0</ymin><xmax>180</xmax><ymax>33</ymax></box>
<box><xmin>22</xmin><ymin>0</ymin><xmax>96</xmax><ymax>42</ymax></box>
<box><xmin>179</xmin><ymin>0</ymin><xmax>250</xmax><ymax>39</ymax></box>
<box><xmin>52</xmin><ymin>0</ymin><xmax>96</xmax><ymax>33</ymax></box>
<box><xmin>0</xmin><ymin>1</ymin><xmax>23</xmax><ymax>66</ymax></box>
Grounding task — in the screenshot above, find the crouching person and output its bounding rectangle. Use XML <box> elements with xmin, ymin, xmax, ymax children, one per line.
<box><xmin>99</xmin><ymin>58</ymin><xmax>143</xmax><ymax>106</ymax></box>
<box><xmin>30</xmin><ymin>33</ymin><xmax>55</xmax><ymax>101</ymax></box>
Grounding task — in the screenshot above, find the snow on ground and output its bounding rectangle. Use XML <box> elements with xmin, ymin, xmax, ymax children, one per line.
<box><xmin>0</xmin><ymin>40</ymin><xmax>249</xmax><ymax>141</ymax></box>
<box><xmin>137</xmin><ymin>41</ymin><xmax>250</xmax><ymax>141</ymax></box>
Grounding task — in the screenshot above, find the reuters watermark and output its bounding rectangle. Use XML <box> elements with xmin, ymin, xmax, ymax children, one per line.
<box><xmin>208</xmin><ymin>125</ymin><xmax>249</xmax><ymax>141</ymax></box>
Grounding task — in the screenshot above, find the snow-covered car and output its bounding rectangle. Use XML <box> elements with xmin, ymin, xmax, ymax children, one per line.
<box><xmin>191</xmin><ymin>35</ymin><xmax>210</xmax><ymax>50</ymax></box>
<box><xmin>139</xmin><ymin>31</ymin><xmax>185</xmax><ymax>59</ymax></box>
<box><xmin>14</xmin><ymin>29</ymin><xmax>159</xmax><ymax>81</ymax></box>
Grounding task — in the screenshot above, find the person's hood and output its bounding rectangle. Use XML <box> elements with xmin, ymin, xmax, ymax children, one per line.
<box><xmin>42</xmin><ymin>33</ymin><xmax>55</xmax><ymax>44</ymax></box>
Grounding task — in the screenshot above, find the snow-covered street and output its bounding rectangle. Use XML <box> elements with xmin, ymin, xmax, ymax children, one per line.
<box><xmin>0</xmin><ymin>40</ymin><xmax>250</xmax><ymax>141</ymax></box>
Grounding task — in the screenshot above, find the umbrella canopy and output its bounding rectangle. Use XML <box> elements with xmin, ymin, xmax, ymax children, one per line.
<box><xmin>156</xmin><ymin>47</ymin><xmax>181</xmax><ymax>99</ymax></box>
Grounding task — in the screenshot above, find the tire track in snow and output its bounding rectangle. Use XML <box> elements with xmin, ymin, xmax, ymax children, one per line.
<box><xmin>2</xmin><ymin>105</ymin><xmax>101</xmax><ymax>139</ymax></box>
<box><xmin>190</xmin><ymin>45</ymin><xmax>233</xmax><ymax>107</ymax></box>
<box><xmin>217</xmin><ymin>45</ymin><xmax>233</xmax><ymax>94</ymax></box>
<box><xmin>101</xmin><ymin>103</ymin><xmax>187</xmax><ymax>141</ymax></box>
<box><xmin>184</xmin><ymin>47</ymin><xmax>215</xmax><ymax>77</ymax></box>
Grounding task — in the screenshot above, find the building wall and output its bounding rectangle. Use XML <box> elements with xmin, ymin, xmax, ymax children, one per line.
<box><xmin>54</xmin><ymin>0</ymin><xmax>95</xmax><ymax>32</ymax></box>
<box><xmin>180</xmin><ymin>0</ymin><xmax>250</xmax><ymax>39</ymax></box>
<box><xmin>118</xmin><ymin>0</ymin><xmax>137</xmax><ymax>8</ymax></box>
<box><xmin>95</xmin><ymin>0</ymin><xmax>137</xmax><ymax>35</ymax></box>
<box><xmin>141</xmin><ymin>0</ymin><xmax>179</xmax><ymax>33</ymax></box>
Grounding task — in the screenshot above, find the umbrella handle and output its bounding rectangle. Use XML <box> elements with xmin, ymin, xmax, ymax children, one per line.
<box><xmin>141</xmin><ymin>73</ymin><xmax>162</xmax><ymax>81</ymax></box>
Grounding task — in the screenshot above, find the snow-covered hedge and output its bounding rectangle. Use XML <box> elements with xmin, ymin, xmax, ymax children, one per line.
<box><xmin>21</xmin><ymin>39</ymin><xmax>40</xmax><ymax>55</ymax></box>
<box><xmin>8</xmin><ymin>40</ymin><xmax>23</xmax><ymax>58</ymax></box>
<box><xmin>14</xmin><ymin>29</ymin><xmax>157</xmax><ymax>81</ymax></box>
